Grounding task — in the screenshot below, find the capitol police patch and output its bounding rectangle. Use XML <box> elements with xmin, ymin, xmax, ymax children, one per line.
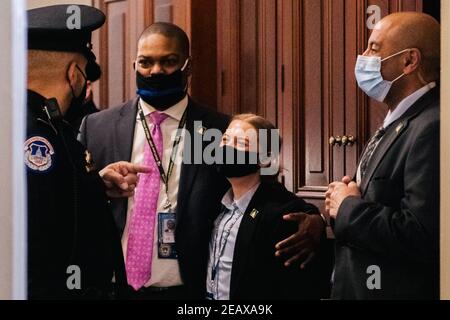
<box><xmin>24</xmin><ymin>136</ymin><xmax>55</xmax><ymax>172</ymax></box>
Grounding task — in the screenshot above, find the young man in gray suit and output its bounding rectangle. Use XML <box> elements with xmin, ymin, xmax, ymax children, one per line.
<box><xmin>326</xmin><ymin>12</ymin><xmax>440</xmax><ymax>300</ymax></box>
<box><xmin>80</xmin><ymin>22</ymin><xmax>326</xmax><ymax>299</ymax></box>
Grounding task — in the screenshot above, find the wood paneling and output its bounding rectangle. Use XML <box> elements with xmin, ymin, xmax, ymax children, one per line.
<box><xmin>239</xmin><ymin>0</ymin><xmax>258</xmax><ymax>114</ymax></box>
<box><xmin>217</xmin><ymin>0</ymin><xmax>240</xmax><ymax>115</ymax></box>
<box><xmin>154</xmin><ymin>0</ymin><xmax>173</xmax><ymax>22</ymax></box>
<box><xmin>277</xmin><ymin>0</ymin><xmax>299</xmax><ymax>193</ymax></box>
<box><xmin>189</xmin><ymin>0</ymin><xmax>217</xmax><ymax>108</ymax></box>
<box><xmin>107</xmin><ymin>0</ymin><xmax>127</xmax><ymax>106</ymax></box>
<box><xmin>94</xmin><ymin>0</ymin><xmax>152</xmax><ymax>109</ymax></box>
<box><xmin>257</xmin><ymin>0</ymin><xmax>277</xmax><ymax>124</ymax></box>
<box><xmin>217</xmin><ymin>0</ymin><xmax>277</xmax><ymax>118</ymax></box>
<box><xmin>294</xmin><ymin>0</ymin><xmax>330</xmax><ymax>207</ymax></box>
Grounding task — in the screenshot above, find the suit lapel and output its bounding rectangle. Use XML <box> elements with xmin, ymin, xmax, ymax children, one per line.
<box><xmin>229</xmin><ymin>184</ymin><xmax>265</xmax><ymax>299</ymax></box>
<box><xmin>359</xmin><ymin>88</ymin><xmax>438</xmax><ymax>195</ymax></box>
<box><xmin>177</xmin><ymin>99</ymin><xmax>208</xmax><ymax>218</ymax></box>
<box><xmin>114</xmin><ymin>98</ymin><xmax>139</xmax><ymax>162</ymax></box>
<box><xmin>360</xmin><ymin>120</ymin><xmax>408</xmax><ymax>195</ymax></box>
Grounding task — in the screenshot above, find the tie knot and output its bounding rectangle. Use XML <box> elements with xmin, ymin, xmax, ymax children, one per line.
<box><xmin>149</xmin><ymin>112</ymin><xmax>169</xmax><ymax>126</ymax></box>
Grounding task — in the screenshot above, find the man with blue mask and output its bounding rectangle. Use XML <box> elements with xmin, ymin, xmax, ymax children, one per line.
<box><xmin>325</xmin><ymin>12</ymin><xmax>440</xmax><ymax>299</ymax></box>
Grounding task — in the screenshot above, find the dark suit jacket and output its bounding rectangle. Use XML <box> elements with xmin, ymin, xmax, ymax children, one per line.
<box><xmin>331</xmin><ymin>88</ymin><xmax>440</xmax><ymax>300</ymax></box>
<box><xmin>79</xmin><ymin>97</ymin><xmax>230</xmax><ymax>298</ymax></box>
<box><xmin>230</xmin><ymin>181</ymin><xmax>328</xmax><ymax>300</ymax></box>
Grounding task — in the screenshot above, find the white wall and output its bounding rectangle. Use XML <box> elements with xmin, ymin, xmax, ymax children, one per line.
<box><xmin>0</xmin><ymin>0</ymin><xmax>27</xmax><ymax>300</ymax></box>
<box><xmin>441</xmin><ymin>0</ymin><xmax>450</xmax><ymax>300</ymax></box>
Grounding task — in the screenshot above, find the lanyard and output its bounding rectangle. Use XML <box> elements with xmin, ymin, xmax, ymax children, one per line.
<box><xmin>211</xmin><ymin>205</ymin><xmax>243</xmax><ymax>283</ymax></box>
<box><xmin>138</xmin><ymin>101</ymin><xmax>187</xmax><ymax>210</ymax></box>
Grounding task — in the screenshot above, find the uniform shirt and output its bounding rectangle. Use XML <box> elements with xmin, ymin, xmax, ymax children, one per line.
<box><xmin>206</xmin><ymin>182</ymin><xmax>261</xmax><ymax>300</ymax></box>
<box><xmin>356</xmin><ymin>82</ymin><xmax>436</xmax><ymax>186</ymax></box>
<box><xmin>122</xmin><ymin>96</ymin><xmax>188</xmax><ymax>288</ymax></box>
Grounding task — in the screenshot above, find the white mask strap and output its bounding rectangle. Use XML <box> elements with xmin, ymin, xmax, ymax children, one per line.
<box><xmin>391</xmin><ymin>72</ymin><xmax>406</xmax><ymax>84</ymax></box>
<box><xmin>381</xmin><ymin>48</ymin><xmax>412</xmax><ymax>62</ymax></box>
<box><xmin>181</xmin><ymin>58</ymin><xmax>190</xmax><ymax>72</ymax></box>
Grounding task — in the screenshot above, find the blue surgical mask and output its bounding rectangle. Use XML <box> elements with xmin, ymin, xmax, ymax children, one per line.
<box><xmin>355</xmin><ymin>49</ymin><xmax>410</xmax><ymax>102</ymax></box>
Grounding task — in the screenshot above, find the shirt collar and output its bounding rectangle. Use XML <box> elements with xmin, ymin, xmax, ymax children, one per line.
<box><xmin>138</xmin><ymin>95</ymin><xmax>189</xmax><ymax>121</ymax></box>
<box><xmin>221</xmin><ymin>182</ymin><xmax>261</xmax><ymax>214</ymax></box>
<box><xmin>27</xmin><ymin>89</ymin><xmax>47</xmax><ymax>116</ymax></box>
<box><xmin>383</xmin><ymin>82</ymin><xmax>436</xmax><ymax>129</ymax></box>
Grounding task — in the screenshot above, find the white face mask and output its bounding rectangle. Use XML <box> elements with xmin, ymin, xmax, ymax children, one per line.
<box><xmin>355</xmin><ymin>49</ymin><xmax>410</xmax><ymax>102</ymax></box>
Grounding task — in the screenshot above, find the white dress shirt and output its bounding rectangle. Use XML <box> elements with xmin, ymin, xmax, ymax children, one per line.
<box><xmin>356</xmin><ymin>82</ymin><xmax>436</xmax><ymax>185</ymax></box>
<box><xmin>122</xmin><ymin>96</ymin><xmax>188</xmax><ymax>288</ymax></box>
<box><xmin>206</xmin><ymin>182</ymin><xmax>261</xmax><ymax>300</ymax></box>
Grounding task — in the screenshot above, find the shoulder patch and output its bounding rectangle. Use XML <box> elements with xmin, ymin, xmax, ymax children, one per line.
<box><xmin>24</xmin><ymin>136</ymin><xmax>55</xmax><ymax>172</ymax></box>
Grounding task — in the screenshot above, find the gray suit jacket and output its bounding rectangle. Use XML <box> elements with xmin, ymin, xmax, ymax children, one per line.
<box><xmin>79</xmin><ymin>97</ymin><xmax>230</xmax><ymax>298</ymax></box>
<box><xmin>331</xmin><ymin>88</ymin><xmax>440</xmax><ymax>300</ymax></box>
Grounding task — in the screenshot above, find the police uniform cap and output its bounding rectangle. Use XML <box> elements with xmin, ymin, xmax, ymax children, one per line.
<box><xmin>28</xmin><ymin>5</ymin><xmax>105</xmax><ymax>81</ymax></box>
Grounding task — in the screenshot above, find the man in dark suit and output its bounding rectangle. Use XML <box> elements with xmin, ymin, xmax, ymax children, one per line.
<box><xmin>80</xmin><ymin>22</ymin><xmax>325</xmax><ymax>299</ymax></box>
<box><xmin>325</xmin><ymin>12</ymin><xmax>440</xmax><ymax>299</ymax></box>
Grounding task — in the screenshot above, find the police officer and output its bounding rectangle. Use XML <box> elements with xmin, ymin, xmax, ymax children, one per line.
<box><xmin>25</xmin><ymin>5</ymin><xmax>148</xmax><ymax>299</ymax></box>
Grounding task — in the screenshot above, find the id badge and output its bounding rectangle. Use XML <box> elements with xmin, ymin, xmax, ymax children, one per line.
<box><xmin>158</xmin><ymin>212</ymin><xmax>178</xmax><ymax>259</ymax></box>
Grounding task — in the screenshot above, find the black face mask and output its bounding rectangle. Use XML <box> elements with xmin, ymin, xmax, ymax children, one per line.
<box><xmin>65</xmin><ymin>100</ymin><xmax>98</xmax><ymax>130</ymax></box>
<box><xmin>136</xmin><ymin>61</ymin><xmax>188</xmax><ymax>110</ymax></box>
<box><xmin>65</xmin><ymin>65</ymin><xmax>88</xmax><ymax>124</ymax></box>
<box><xmin>215</xmin><ymin>145</ymin><xmax>260</xmax><ymax>178</ymax></box>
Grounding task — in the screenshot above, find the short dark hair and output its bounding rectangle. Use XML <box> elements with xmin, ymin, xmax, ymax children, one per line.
<box><xmin>139</xmin><ymin>22</ymin><xmax>190</xmax><ymax>58</ymax></box>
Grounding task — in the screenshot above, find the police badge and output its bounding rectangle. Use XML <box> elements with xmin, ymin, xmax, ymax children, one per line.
<box><xmin>24</xmin><ymin>136</ymin><xmax>55</xmax><ymax>172</ymax></box>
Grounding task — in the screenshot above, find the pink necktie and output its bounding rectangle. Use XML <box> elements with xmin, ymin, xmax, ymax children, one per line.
<box><xmin>126</xmin><ymin>111</ymin><xmax>169</xmax><ymax>290</ymax></box>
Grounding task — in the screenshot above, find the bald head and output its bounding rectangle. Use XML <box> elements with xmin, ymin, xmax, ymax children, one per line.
<box><xmin>138</xmin><ymin>22</ymin><xmax>190</xmax><ymax>59</ymax></box>
<box><xmin>374</xmin><ymin>12</ymin><xmax>440</xmax><ymax>82</ymax></box>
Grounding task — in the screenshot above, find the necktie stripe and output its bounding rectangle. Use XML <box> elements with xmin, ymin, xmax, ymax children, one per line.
<box><xmin>359</xmin><ymin>127</ymin><xmax>385</xmax><ymax>179</ymax></box>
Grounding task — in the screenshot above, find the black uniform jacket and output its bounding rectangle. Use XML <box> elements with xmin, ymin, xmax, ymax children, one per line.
<box><xmin>26</xmin><ymin>90</ymin><xmax>125</xmax><ymax>299</ymax></box>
